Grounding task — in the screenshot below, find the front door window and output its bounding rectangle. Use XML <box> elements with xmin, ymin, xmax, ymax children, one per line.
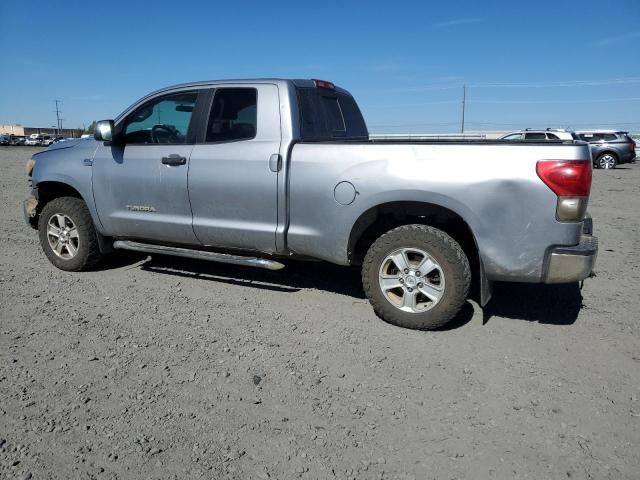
<box><xmin>124</xmin><ymin>92</ymin><xmax>197</xmax><ymax>144</ymax></box>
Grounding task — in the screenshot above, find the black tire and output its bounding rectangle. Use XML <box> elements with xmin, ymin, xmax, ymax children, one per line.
<box><xmin>597</xmin><ymin>152</ymin><xmax>617</xmax><ymax>170</ymax></box>
<box><xmin>362</xmin><ymin>224</ymin><xmax>471</xmax><ymax>330</ymax></box>
<box><xmin>38</xmin><ymin>196</ymin><xmax>103</xmax><ymax>271</ymax></box>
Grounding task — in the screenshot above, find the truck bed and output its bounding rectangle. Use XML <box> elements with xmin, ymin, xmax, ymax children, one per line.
<box><xmin>286</xmin><ymin>139</ymin><xmax>591</xmax><ymax>282</ymax></box>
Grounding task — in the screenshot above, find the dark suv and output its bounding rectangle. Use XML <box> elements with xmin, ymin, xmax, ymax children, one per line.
<box><xmin>575</xmin><ymin>131</ymin><xmax>636</xmax><ymax>169</ymax></box>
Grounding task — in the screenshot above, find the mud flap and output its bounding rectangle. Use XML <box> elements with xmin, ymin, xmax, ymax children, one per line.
<box><xmin>23</xmin><ymin>196</ymin><xmax>38</xmax><ymax>229</ymax></box>
<box><xmin>95</xmin><ymin>229</ymin><xmax>114</xmax><ymax>254</ymax></box>
<box><xmin>479</xmin><ymin>258</ymin><xmax>493</xmax><ymax>307</ymax></box>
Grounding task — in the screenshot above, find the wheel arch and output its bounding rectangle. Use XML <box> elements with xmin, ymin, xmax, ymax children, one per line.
<box><xmin>31</xmin><ymin>181</ymin><xmax>84</xmax><ymax>225</ymax></box>
<box><xmin>32</xmin><ymin>181</ymin><xmax>112</xmax><ymax>253</ymax></box>
<box><xmin>596</xmin><ymin>150</ymin><xmax>619</xmax><ymax>162</ymax></box>
<box><xmin>348</xmin><ymin>200</ymin><xmax>492</xmax><ymax>306</ymax></box>
<box><xmin>36</xmin><ymin>180</ymin><xmax>84</xmax><ymax>202</ymax></box>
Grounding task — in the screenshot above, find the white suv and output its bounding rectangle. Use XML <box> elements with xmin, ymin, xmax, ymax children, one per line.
<box><xmin>501</xmin><ymin>129</ymin><xmax>576</xmax><ymax>141</ymax></box>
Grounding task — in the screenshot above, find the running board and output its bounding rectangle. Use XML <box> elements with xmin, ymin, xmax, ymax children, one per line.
<box><xmin>112</xmin><ymin>240</ymin><xmax>285</xmax><ymax>271</ymax></box>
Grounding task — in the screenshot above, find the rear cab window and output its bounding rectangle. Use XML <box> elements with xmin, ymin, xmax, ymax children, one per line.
<box><xmin>296</xmin><ymin>87</ymin><xmax>368</xmax><ymax>141</ymax></box>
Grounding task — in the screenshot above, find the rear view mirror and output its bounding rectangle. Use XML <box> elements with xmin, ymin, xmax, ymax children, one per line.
<box><xmin>94</xmin><ymin>120</ymin><xmax>115</xmax><ymax>142</ymax></box>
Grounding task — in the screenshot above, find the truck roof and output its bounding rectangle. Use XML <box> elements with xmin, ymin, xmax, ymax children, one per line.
<box><xmin>115</xmin><ymin>79</ymin><xmax>352</xmax><ymax>125</ymax></box>
<box><xmin>139</xmin><ymin>78</ymin><xmax>350</xmax><ymax>98</ymax></box>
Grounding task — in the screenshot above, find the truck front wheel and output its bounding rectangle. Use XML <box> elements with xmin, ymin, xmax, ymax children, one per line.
<box><xmin>362</xmin><ymin>224</ymin><xmax>471</xmax><ymax>330</ymax></box>
<box><xmin>38</xmin><ymin>197</ymin><xmax>103</xmax><ymax>271</ymax></box>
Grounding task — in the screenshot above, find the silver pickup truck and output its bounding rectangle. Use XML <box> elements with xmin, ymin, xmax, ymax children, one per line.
<box><xmin>24</xmin><ymin>78</ymin><xmax>597</xmax><ymax>330</ymax></box>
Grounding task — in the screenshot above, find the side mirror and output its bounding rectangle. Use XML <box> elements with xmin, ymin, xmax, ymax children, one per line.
<box><xmin>94</xmin><ymin>120</ymin><xmax>115</xmax><ymax>142</ymax></box>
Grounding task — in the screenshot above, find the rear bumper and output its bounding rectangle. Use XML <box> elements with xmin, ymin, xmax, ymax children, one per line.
<box><xmin>544</xmin><ymin>235</ymin><xmax>598</xmax><ymax>283</ymax></box>
<box><xmin>621</xmin><ymin>151</ymin><xmax>635</xmax><ymax>164</ymax></box>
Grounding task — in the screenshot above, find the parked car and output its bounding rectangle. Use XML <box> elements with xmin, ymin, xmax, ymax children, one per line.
<box><xmin>24</xmin><ymin>136</ymin><xmax>42</xmax><ymax>146</ymax></box>
<box><xmin>575</xmin><ymin>130</ymin><xmax>636</xmax><ymax>169</ymax></box>
<box><xmin>500</xmin><ymin>128</ymin><xmax>576</xmax><ymax>141</ymax></box>
<box><xmin>41</xmin><ymin>135</ymin><xmax>55</xmax><ymax>146</ymax></box>
<box><xmin>22</xmin><ymin>78</ymin><xmax>597</xmax><ymax>330</ymax></box>
<box><xmin>10</xmin><ymin>136</ymin><xmax>26</xmax><ymax>146</ymax></box>
<box><xmin>0</xmin><ymin>135</ymin><xmax>11</xmax><ymax>145</ymax></box>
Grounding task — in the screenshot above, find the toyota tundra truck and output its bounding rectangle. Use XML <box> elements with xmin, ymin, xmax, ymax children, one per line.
<box><xmin>23</xmin><ymin>78</ymin><xmax>598</xmax><ymax>330</ymax></box>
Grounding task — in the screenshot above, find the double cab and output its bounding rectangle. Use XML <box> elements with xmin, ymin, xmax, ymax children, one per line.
<box><xmin>24</xmin><ymin>79</ymin><xmax>597</xmax><ymax>329</ymax></box>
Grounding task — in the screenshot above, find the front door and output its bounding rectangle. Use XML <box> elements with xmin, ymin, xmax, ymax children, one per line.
<box><xmin>92</xmin><ymin>90</ymin><xmax>200</xmax><ymax>244</ymax></box>
<box><xmin>188</xmin><ymin>84</ymin><xmax>282</xmax><ymax>252</ymax></box>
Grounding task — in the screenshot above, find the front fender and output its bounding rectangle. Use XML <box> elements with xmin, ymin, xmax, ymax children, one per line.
<box><xmin>31</xmin><ymin>141</ymin><xmax>103</xmax><ymax>231</ymax></box>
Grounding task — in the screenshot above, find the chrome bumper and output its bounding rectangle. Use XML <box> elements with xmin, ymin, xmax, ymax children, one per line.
<box><xmin>544</xmin><ymin>235</ymin><xmax>598</xmax><ymax>283</ymax></box>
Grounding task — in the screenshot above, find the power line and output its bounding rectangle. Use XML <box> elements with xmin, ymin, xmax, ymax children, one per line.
<box><xmin>358</xmin><ymin>76</ymin><xmax>640</xmax><ymax>94</ymax></box>
<box><xmin>468</xmin><ymin>77</ymin><xmax>640</xmax><ymax>88</ymax></box>
<box><xmin>369</xmin><ymin>120</ymin><xmax>640</xmax><ymax>129</ymax></box>
<box><xmin>364</xmin><ymin>96</ymin><xmax>640</xmax><ymax>109</ymax></box>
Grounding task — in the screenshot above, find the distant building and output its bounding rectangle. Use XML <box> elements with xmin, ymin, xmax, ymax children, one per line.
<box><xmin>0</xmin><ymin>124</ymin><xmax>24</xmax><ymax>136</ymax></box>
<box><xmin>0</xmin><ymin>124</ymin><xmax>83</xmax><ymax>138</ymax></box>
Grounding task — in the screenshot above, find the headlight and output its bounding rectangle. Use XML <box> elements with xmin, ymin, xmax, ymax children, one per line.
<box><xmin>25</xmin><ymin>158</ymin><xmax>36</xmax><ymax>176</ymax></box>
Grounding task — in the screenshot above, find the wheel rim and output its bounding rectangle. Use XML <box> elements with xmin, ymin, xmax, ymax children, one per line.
<box><xmin>47</xmin><ymin>213</ymin><xmax>79</xmax><ymax>260</ymax></box>
<box><xmin>378</xmin><ymin>247</ymin><xmax>445</xmax><ymax>313</ymax></box>
<box><xmin>599</xmin><ymin>154</ymin><xmax>615</xmax><ymax>169</ymax></box>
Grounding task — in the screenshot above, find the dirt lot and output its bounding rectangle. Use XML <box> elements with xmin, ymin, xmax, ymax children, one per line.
<box><xmin>1</xmin><ymin>145</ymin><xmax>639</xmax><ymax>480</ymax></box>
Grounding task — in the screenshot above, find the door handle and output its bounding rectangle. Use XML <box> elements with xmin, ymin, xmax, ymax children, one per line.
<box><xmin>161</xmin><ymin>154</ymin><xmax>186</xmax><ymax>166</ymax></box>
<box><xmin>269</xmin><ymin>153</ymin><xmax>282</xmax><ymax>172</ymax></box>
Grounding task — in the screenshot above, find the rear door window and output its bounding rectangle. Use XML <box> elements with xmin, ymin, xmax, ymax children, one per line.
<box><xmin>580</xmin><ymin>133</ymin><xmax>618</xmax><ymax>141</ymax></box>
<box><xmin>525</xmin><ymin>132</ymin><xmax>546</xmax><ymax>140</ymax></box>
<box><xmin>205</xmin><ymin>88</ymin><xmax>257</xmax><ymax>143</ymax></box>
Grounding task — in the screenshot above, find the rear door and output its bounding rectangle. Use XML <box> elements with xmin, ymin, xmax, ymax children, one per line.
<box><xmin>92</xmin><ymin>90</ymin><xmax>201</xmax><ymax>244</ymax></box>
<box><xmin>188</xmin><ymin>84</ymin><xmax>282</xmax><ymax>252</ymax></box>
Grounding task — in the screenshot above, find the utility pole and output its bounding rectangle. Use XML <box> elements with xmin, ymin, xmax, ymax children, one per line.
<box><xmin>460</xmin><ymin>84</ymin><xmax>466</xmax><ymax>134</ymax></box>
<box><xmin>54</xmin><ymin>100</ymin><xmax>62</xmax><ymax>135</ymax></box>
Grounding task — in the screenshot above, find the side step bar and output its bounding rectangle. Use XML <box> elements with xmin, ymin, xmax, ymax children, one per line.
<box><xmin>112</xmin><ymin>240</ymin><xmax>285</xmax><ymax>271</ymax></box>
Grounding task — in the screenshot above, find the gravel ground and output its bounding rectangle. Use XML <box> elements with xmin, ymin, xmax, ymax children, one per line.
<box><xmin>1</xmin><ymin>146</ymin><xmax>639</xmax><ymax>480</ymax></box>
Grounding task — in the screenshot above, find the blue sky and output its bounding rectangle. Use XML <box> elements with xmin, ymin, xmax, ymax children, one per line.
<box><xmin>1</xmin><ymin>0</ymin><xmax>639</xmax><ymax>133</ymax></box>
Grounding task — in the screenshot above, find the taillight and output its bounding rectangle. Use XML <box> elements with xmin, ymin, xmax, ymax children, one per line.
<box><xmin>536</xmin><ymin>160</ymin><xmax>592</xmax><ymax>221</ymax></box>
<box><xmin>312</xmin><ymin>79</ymin><xmax>336</xmax><ymax>90</ymax></box>
<box><xmin>536</xmin><ymin>160</ymin><xmax>591</xmax><ymax>196</ymax></box>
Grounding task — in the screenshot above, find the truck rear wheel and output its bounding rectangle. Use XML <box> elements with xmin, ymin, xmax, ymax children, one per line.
<box><xmin>362</xmin><ymin>224</ymin><xmax>471</xmax><ymax>330</ymax></box>
<box><xmin>38</xmin><ymin>197</ymin><xmax>103</xmax><ymax>271</ymax></box>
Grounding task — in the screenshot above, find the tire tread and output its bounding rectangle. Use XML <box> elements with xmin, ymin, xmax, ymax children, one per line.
<box><xmin>38</xmin><ymin>197</ymin><xmax>102</xmax><ymax>271</ymax></box>
<box><xmin>362</xmin><ymin>224</ymin><xmax>471</xmax><ymax>330</ymax></box>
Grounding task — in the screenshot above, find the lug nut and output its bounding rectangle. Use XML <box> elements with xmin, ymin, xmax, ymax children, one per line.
<box><xmin>407</xmin><ymin>287</ymin><xmax>413</xmax><ymax>292</ymax></box>
<box><xmin>404</xmin><ymin>268</ymin><xmax>409</xmax><ymax>274</ymax></box>
<box><xmin>418</xmin><ymin>283</ymin><xmax>423</xmax><ymax>288</ymax></box>
<box><xmin>399</xmin><ymin>278</ymin><xmax>404</xmax><ymax>284</ymax></box>
<box><xmin>416</xmin><ymin>271</ymin><xmax>421</xmax><ymax>277</ymax></box>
